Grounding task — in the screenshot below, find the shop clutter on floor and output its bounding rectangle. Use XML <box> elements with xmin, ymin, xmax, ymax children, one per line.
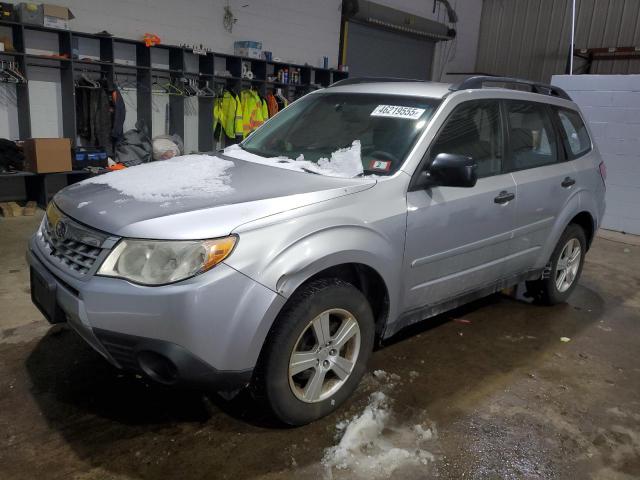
<box><xmin>0</xmin><ymin>2</ymin><xmax>348</xmax><ymax>212</ymax></box>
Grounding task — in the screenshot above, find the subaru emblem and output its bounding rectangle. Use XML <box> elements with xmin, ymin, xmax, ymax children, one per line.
<box><xmin>55</xmin><ymin>220</ymin><xmax>67</xmax><ymax>240</ymax></box>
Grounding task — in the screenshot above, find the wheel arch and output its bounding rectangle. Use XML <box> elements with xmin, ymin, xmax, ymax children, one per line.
<box><xmin>569</xmin><ymin>211</ymin><xmax>595</xmax><ymax>249</ymax></box>
<box><xmin>302</xmin><ymin>262</ymin><xmax>391</xmax><ymax>340</ymax></box>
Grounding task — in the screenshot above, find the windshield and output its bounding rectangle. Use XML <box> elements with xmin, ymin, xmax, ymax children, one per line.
<box><xmin>231</xmin><ymin>92</ymin><xmax>440</xmax><ymax>177</ymax></box>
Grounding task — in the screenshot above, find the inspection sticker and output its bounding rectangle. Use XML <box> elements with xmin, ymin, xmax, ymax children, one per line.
<box><xmin>369</xmin><ymin>160</ymin><xmax>392</xmax><ymax>172</ymax></box>
<box><xmin>371</xmin><ymin>105</ymin><xmax>425</xmax><ymax>119</ymax></box>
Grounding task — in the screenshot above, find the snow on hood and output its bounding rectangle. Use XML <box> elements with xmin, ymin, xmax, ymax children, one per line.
<box><xmin>81</xmin><ymin>154</ymin><xmax>235</xmax><ymax>202</ymax></box>
<box><xmin>223</xmin><ymin>140</ymin><xmax>364</xmax><ymax>178</ymax></box>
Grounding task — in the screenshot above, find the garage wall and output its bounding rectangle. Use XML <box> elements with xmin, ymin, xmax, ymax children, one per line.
<box><xmin>4</xmin><ymin>0</ymin><xmax>343</xmax><ymax>66</ymax></box>
<box><xmin>552</xmin><ymin>74</ymin><xmax>640</xmax><ymax>235</ymax></box>
<box><xmin>0</xmin><ymin>0</ymin><xmax>343</xmax><ymax>146</ymax></box>
<box><xmin>375</xmin><ymin>0</ymin><xmax>484</xmax><ymax>82</ymax></box>
<box><xmin>476</xmin><ymin>0</ymin><xmax>640</xmax><ymax>83</ymax></box>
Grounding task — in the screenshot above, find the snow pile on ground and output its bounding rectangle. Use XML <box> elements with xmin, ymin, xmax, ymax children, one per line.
<box><xmin>83</xmin><ymin>155</ymin><xmax>234</xmax><ymax>202</ymax></box>
<box><xmin>372</xmin><ymin>369</ymin><xmax>401</xmax><ymax>388</ymax></box>
<box><xmin>322</xmin><ymin>391</ymin><xmax>436</xmax><ymax>478</ymax></box>
<box><xmin>223</xmin><ymin>141</ymin><xmax>364</xmax><ymax>178</ymax></box>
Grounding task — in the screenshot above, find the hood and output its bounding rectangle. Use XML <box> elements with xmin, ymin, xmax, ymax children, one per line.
<box><xmin>54</xmin><ymin>154</ymin><xmax>375</xmax><ymax>240</ymax></box>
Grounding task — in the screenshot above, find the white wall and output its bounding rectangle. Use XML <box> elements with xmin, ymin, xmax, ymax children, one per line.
<box><xmin>552</xmin><ymin>74</ymin><xmax>640</xmax><ymax>235</ymax></box>
<box><xmin>13</xmin><ymin>0</ymin><xmax>343</xmax><ymax>67</ymax></box>
<box><xmin>375</xmin><ymin>0</ymin><xmax>483</xmax><ymax>82</ymax></box>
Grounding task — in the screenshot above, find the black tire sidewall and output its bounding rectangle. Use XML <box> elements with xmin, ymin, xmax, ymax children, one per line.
<box><xmin>260</xmin><ymin>279</ymin><xmax>374</xmax><ymax>426</ymax></box>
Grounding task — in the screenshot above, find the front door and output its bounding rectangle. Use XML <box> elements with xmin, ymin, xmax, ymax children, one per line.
<box><xmin>404</xmin><ymin>99</ymin><xmax>517</xmax><ymax>310</ymax></box>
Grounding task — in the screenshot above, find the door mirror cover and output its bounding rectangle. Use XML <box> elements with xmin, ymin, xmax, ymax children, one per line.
<box><xmin>423</xmin><ymin>153</ymin><xmax>478</xmax><ymax>188</ymax></box>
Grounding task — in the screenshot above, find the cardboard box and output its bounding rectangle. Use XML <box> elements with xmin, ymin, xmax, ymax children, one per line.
<box><xmin>234</xmin><ymin>40</ymin><xmax>262</xmax><ymax>59</ymax></box>
<box><xmin>42</xmin><ymin>3</ymin><xmax>74</xmax><ymax>30</ymax></box>
<box><xmin>16</xmin><ymin>3</ymin><xmax>43</xmax><ymax>25</ymax></box>
<box><xmin>23</xmin><ymin>138</ymin><xmax>72</xmax><ymax>173</ymax></box>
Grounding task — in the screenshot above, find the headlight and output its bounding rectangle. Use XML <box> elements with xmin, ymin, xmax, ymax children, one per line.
<box><xmin>97</xmin><ymin>236</ymin><xmax>237</xmax><ymax>285</ymax></box>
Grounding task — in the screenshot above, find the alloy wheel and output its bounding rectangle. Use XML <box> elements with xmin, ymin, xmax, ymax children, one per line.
<box><xmin>555</xmin><ymin>238</ymin><xmax>581</xmax><ymax>293</ymax></box>
<box><xmin>288</xmin><ymin>308</ymin><xmax>361</xmax><ymax>403</ymax></box>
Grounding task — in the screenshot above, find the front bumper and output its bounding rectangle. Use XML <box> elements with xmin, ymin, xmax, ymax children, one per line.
<box><xmin>28</xmin><ymin>236</ymin><xmax>286</xmax><ymax>390</ymax></box>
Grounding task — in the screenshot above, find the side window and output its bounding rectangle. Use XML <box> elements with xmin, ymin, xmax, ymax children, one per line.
<box><xmin>556</xmin><ymin>108</ymin><xmax>591</xmax><ymax>158</ymax></box>
<box><xmin>505</xmin><ymin>100</ymin><xmax>558</xmax><ymax>171</ymax></box>
<box><xmin>430</xmin><ymin>100</ymin><xmax>503</xmax><ymax>178</ymax></box>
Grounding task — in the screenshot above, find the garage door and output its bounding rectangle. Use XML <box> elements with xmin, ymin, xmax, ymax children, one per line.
<box><xmin>345</xmin><ymin>21</ymin><xmax>435</xmax><ymax>80</ymax></box>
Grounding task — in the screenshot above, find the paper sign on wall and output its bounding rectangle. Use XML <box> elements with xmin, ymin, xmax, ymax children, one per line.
<box><xmin>370</xmin><ymin>105</ymin><xmax>425</xmax><ymax>120</ymax></box>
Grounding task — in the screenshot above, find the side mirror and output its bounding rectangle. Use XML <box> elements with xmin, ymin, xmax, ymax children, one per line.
<box><xmin>416</xmin><ymin>153</ymin><xmax>478</xmax><ymax>188</ymax></box>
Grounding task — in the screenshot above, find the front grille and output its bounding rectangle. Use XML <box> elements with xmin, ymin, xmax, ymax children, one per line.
<box><xmin>37</xmin><ymin>202</ymin><xmax>113</xmax><ymax>277</ymax></box>
<box><xmin>41</xmin><ymin>222</ymin><xmax>102</xmax><ymax>275</ymax></box>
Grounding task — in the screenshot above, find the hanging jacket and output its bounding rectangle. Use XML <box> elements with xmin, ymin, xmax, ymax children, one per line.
<box><xmin>233</xmin><ymin>92</ymin><xmax>243</xmax><ymax>139</ymax></box>
<box><xmin>275</xmin><ymin>93</ymin><xmax>288</xmax><ymax>112</ymax></box>
<box><xmin>91</xmin><ymin>88</ymin><xmax>113</xmax><ymax>156</ymax></box>
<box><xmin>261</xmin><ymin>97</ymin><xmax>269</xmax><ymax>121</ymax></box>
<box><xmin>75</xmin><ymin>85</ymin><xmax>115</xmax><ymax>156</ymax></box>
<box><xmin>214</xmin><ymin>91</ymin><xmax>243</xmax><ymax>139</ymax></box>
<box><xmin>240</xmin><ymin>89</ymin><xmax>265</xmax><ymax>137</ymax></box>
<box><xmin>111</xmin><ymin>87</ymin><xmax>126</xmax><ymax>143</ymax></box>
<box><xmin>75</xmin><ymin>87</ymin><xmax>92</xmax><ymax>139</ymax></box>
<box><xmin>266</xmin><ymin>92</ymin><xmax>279</xmax><ymax>118</ymax></box>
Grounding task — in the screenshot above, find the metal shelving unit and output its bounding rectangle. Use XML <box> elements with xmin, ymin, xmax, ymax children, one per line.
<box><xmin>0</xmin><ymin>19</ymin><xmax>349</xmax><ymax>153</ymax></box>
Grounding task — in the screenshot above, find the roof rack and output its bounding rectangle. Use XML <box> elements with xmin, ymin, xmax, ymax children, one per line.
<box><xmin>450</xmin><ymin>76</ymin><xmax>572</xmax><ymax>101</ymax></box>
<box><xmin>329</xmin><ymin>77</ymin><xmax>425</xmax><ymax>87</ymax></box>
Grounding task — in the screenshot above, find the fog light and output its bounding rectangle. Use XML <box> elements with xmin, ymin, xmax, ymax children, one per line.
<box><xmin>137</xmin><ymin>350</ymin><xmax>178</xmax><ymax>384</ymax></box>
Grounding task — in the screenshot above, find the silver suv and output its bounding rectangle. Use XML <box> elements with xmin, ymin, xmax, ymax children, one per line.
<box><xmin>28</xmin><ymin>76</ymin><xmax>606</xmax><ymax>425</ymax></box>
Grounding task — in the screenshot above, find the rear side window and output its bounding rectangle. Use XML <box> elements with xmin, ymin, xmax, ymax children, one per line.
<box><xmin>556</xmin><ymin>108</ymin><xmax>591</xmax><ymax>158</ymax></box>
<box><xmin>505</xmin><ymin>100</ymin><xmax>558</xmax><ymax>171</ymax></box>
<box><xmin>429</xmin><ymin>100</ymin><xmax>503</xmax><ymax>178</ymax></box>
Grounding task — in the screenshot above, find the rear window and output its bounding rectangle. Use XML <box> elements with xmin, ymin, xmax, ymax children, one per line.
<box><xmin>556</xmin><ymin>108</ymin><xmax>591</xmax><ymax>158</ymax></box>
<box><xmin>505</xmin><ymin>100</ymin><xmax>559</xmax><ymax>170</ymax></box>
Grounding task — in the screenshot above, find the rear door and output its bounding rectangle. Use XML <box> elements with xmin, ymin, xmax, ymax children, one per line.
<box><xmin>504</xmin><ymin>99</ymin><xmax>578</xmax><ymax>275</ymax></box>
<box><xmin>404</xmin><ymin>99</ymin><xmax>517</xmax><ymax>310</ymax></box>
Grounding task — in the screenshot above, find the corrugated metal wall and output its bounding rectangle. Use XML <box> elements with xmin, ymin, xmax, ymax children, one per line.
<box><xmin>476</xmin><ymin>0</ymin><xmax>640</xmax><ymax>82</ymax></box>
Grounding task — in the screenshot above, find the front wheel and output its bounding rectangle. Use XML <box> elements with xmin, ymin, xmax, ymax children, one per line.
<box><xmin>526</xmin><ymin>223</ymin><xmax>587</xmax><ymax>305</ymax></box>
<box><xmin>252</xmin><ymin>278</ymin><xmax>375</xmax><ymax>426</ymax></box>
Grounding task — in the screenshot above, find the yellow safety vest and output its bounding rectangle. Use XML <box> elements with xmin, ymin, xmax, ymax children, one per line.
<box><xmin>213</xmin><ymin>91</ymin><xmax>243</xmax><ymax>139</ymax></box>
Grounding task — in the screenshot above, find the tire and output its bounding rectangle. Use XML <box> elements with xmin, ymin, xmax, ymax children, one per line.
<box><xmin>526</xmin><ymin>223</ymin><xmax>587</xmax><ymax>305</ymax></box>
<box><xmin>252</xmin><ymin>278</ymin><xmax>375</xmax><ymax>426</ymax></box>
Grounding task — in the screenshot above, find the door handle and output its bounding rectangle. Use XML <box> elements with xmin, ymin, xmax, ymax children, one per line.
<box><xmin>494</xmin><ymin>191</ymin><xmax>515</xmax><ymax>204</ymax></box>
<box><xmin>561</xmin><ymin>177</ymin><xmax>576</xmax><ymax>188</ymax></box>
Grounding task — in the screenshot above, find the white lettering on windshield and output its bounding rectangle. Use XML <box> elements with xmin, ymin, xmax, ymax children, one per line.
<box><xmin>370</xmin><ymin>105</ymin><xmax>426</xmax><ymax>120</ymax></box>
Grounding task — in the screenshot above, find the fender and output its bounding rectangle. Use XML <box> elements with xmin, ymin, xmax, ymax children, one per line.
<box><xmin>270</xmin><ymin>225</ymin><xmax>398</xmax><ymax>292</ymax></box>
<box><xmin>226</xmin><ymin>218</ymin><xmax>407</xmax><ymax>367</ymax></box>
<box><xmin>534</xmin><ymin>189</ymin><xmax>596</xmax><ymax>270</ymax></box>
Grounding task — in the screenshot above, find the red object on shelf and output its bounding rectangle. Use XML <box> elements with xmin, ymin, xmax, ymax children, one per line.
<box><xmin>143</xmin><ymin>33</ymin><xmax>161</xmax><ymax>47</ymax></box>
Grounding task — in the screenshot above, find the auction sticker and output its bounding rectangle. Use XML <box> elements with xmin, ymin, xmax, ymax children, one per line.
<box><xmin>371</xmin><ymin>105</ymin><xmax>425</xmax><ymax>119</ymax></box>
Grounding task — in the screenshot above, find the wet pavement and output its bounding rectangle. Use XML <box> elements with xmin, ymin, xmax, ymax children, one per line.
<box><xmin>1</xmin><ymin>213</ymin><xmax>639</xmax><ymax>479</ymax></box>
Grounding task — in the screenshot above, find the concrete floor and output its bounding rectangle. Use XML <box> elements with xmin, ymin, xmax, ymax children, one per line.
<box><xmin>1</xmin><ymin>212</ymin><xmax>639</xmax><ymax>479</ymax></box>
